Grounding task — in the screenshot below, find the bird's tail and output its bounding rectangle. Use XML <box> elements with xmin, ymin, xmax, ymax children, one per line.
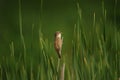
<box><xmin>58</xmin><ymin>51</ymin><xmax>61</xmax><ymax>59</ymax></box>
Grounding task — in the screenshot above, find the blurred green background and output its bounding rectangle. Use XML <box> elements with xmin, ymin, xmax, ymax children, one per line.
<box><xmin>0</xmin><ymin>0</ymin><xmax>120</xmax><ymax>55</ymax></box>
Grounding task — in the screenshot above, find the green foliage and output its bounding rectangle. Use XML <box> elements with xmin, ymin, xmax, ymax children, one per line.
<box><xmin>0</xmin><ymin>1</ymin><xmax>119</xmax><ymax>80</ymax></box>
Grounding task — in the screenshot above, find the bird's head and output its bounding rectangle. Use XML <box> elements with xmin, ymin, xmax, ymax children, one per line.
<box><xmin>55</xmin><ymin>31</ymin><xmax>62</xmax><ymax>38</ymax></box>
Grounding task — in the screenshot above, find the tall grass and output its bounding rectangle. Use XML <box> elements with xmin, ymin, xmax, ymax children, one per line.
<box><xmin>19</xmin><ymin>0</ymin><xmax>26</xmax><ymax>64</ymax></box>
<box><xmin>0</xmin><ymin>0</ymin><xmax>119</xmax><ymax>80</ymax></box>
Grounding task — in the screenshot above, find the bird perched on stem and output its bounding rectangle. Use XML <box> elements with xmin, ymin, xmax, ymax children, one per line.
<box><xmin>54</xmin><ymin>31</ymin><xmax>63</xmax><ymax>59</ymax></box>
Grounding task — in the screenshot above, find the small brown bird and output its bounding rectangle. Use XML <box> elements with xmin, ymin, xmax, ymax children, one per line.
<box><xmin>54</xmin><ymin>31</ymin><xmax>63</xmax><ymax>58</ymax></box>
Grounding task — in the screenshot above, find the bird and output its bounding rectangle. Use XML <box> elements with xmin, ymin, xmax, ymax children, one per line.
<box><xmin>54</xmin><ymin>31</ymin><xmax>63</xmax><ymax>59</ymax></box>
